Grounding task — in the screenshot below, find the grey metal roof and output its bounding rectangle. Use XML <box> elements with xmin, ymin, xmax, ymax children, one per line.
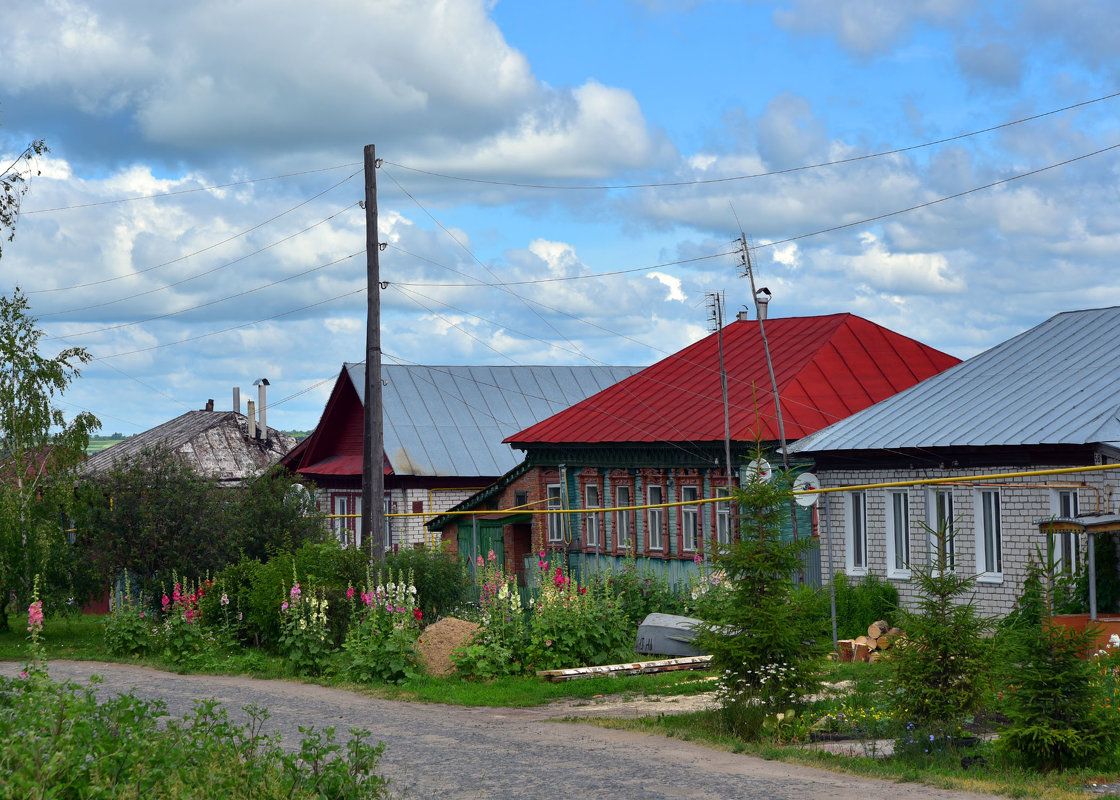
<box><xmin>789</xmin><ymin>306</ymin><xmax>1120</xmax><ymax>454</ymax></box>
<box><xmin>83</xmin><ymin>410</ymin><xmax>297</xmax><ymax>482</ymax></box>
<box><xmin>347</xmin><ymin>363</ymin><xmax>641</xmax><ymax>477</ymax></box>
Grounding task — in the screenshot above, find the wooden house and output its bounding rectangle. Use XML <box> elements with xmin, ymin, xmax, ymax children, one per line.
<box><xmin>429</xmin><ymin>312</ymin><xmax>960</xmax><ymax>586</ymax></box>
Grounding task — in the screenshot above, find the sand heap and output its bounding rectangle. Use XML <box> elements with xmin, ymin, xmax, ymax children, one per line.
<box><xmin>416</xmin><ymin>617</ymin><xmax>479</xmax><ymax>677</ymax></box>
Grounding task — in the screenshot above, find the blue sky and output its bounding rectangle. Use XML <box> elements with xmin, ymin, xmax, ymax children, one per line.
<box><xmin>1</xmin><ymin>0</ymin><xmax>1119</xmax><ymax>436</ymax></box>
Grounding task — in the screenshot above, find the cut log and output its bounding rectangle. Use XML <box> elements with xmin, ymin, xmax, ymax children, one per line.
<box><xmin>868</xmin><ymin>620</ymin><xmax>889</xmax><ymax>639</ymax></box>
<box><xmin>855</xmin><ymin>634</ymin><xmax>876</xmax><ymax>651</ymax></box>
<box><xmin>837</xmin><ymin>639</ymin><xmax>854</xmax><ymax>662</ymax></box>
<box><xmin>877</xmin><ymin>634</ymin><xmax>893</xmax><ymax>651</ymax></box>
<box><xmin>888</xmin><ymin>627</ymin><xmax>903</xmax><ymax>637</ymax></box>
<box><xmin>853</xmin><ymin>642</ymin><xmax>870</xmax><ymax>662</ymax></box>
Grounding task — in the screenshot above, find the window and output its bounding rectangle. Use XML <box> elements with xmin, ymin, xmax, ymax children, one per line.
<box><xmin>846</xmin><ymin>492</ymin><xmax>867</xmax><ymax>573</ymax></box>
<box><xmin>715</xmin><ymin>487</ymin><xmax>731</xmax><ymax>545</ymax></box>
<box><xmin>682</xmin><ymin>486</ymin><xmax>699</xmax><ymax>552</ymax></box>
<box><xmin>615</xmin><ymin>485</ymin><xmax>632</xmax><ymax>549</ymax></box>
<box><xmin>926</xmin><ymin>488</ymin><xmax>956</xmax><ymax>571</ymax></box>
<box><xmin>976</xmin><ymin>489</ymin><xmax>1003</xmax><ymax>579</ymax></box>
<box><xmin>585</xmin><ymin>485</ymin><xmax>601</xmax><ymax>548</ymax></box>
<box><xmin>330</xmin><ymin>492</ymin><xmax>363</xmax><ymax>549</ymax></box>
<box><xmin>1050</xmin><ymin>489</ymin><xmax>1081</xmax><ymax>574</ymax></box>
<box><xmin>547</xmin><ymin>484</ymin><xmax>564</xmax><ymax>543</ymax></box>
<box><xmin>886</xmin><ymin>490</ymin><xmax>910</xmax><ymax>578</ymax></box>
<box><xmin>647</xmin><ymin>486</ymin><xmax>664</xmax><ymax>550</ymax></box>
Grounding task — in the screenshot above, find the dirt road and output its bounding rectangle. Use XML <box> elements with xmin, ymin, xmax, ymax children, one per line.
<box><xmin>0</xmin><ymin>660</ymin><xmax>998</xmax><ymax>800</ymax></box>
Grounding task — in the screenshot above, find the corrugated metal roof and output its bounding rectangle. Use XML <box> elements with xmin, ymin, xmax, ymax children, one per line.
<box><xmin>789</xmin><ymin>306</ymin><xmax>1120</xmax><ymax>454</ymax></box>
<box><xmin>507</xmin><ymin>314</ymin><xmax>960</xmax><ymax>445</ymax></box>
<box><xmin>348</xmin><ymin>364</ymin><xmax>641</xmax><ymax>476</ymax></box>
<box><xmin>83</xmin><ymin>410</ymin><xmax>296</xmax><ymax>482</ymax></box>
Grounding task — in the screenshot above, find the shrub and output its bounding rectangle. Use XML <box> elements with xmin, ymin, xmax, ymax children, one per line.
<box><xmin>278</xmin><ymin>575</ymin><xmax>333</xmax><ymax>677</ymax></box>
<box><xmin>384</xmin><ymin>546</ymin><xmax>470</xmax><ymax>621</ymax></box>
<box><xmin>693</xmin><ymin>467</ymin><xmax>830</xmax><ymax>740</ymax></box>
<box><xmin>832</xmin><ymin>572</ymin><xmax>899</xmax><ymax>638</ymax></box>
<box><xmin>596</xmin><ymin>556</ymin><xmax>689</xmax><ymax>629</ymax></box>
<box><xmin>103</xmin><ymin>576</ymin><xmax>152</xmax><ymax>658</ymax></box>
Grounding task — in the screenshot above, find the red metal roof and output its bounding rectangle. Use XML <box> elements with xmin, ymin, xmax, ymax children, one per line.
<box><xmin>506</xmin><ymin>314</ymin><xmax>960</xmax><ymax>445</ymax></box>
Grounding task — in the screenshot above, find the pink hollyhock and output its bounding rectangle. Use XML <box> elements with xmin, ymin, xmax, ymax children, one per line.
<box><xmin>361</xmin><ymin>592</ymin><xmax>374</xmax><ymax>606</ymax></box>
<box><xmin>487</xmin><ymin>549</ymin><xmax>496</xmax><ymax>562</ymax></box>
<box><xmin>476</xmin><ymin>555</ymin><xmax>484</xmax><ymax>567</ymax></box>
<box><xmin>281</xmin><ymin>601</ymin><xmax>289</xmax><ymax>612</ymax></box>
<box><xmin>27</xmin><ymin>600</ymin><xmax>43</xmax><ymax>633</ymax></box>
<box><xmin>290</xmin><ymin>583</ymin><xmax>301</xmax><ymax>599</ymax></box>
<box><xmin>162</xmin><ymin>595</ymin><xmax>170</xmax><ymax>611</ymax></box>
<box><xmin>346</xmin><ymin>587</ymin><xmax>356</xmax><ymax>600</ymax></box>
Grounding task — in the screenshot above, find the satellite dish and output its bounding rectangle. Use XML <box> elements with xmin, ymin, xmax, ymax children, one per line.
<box><xmin>793</xmin><ymin>472</ymin><xmax>820</xmax><ymax>507</ymax></box>
<box><xmin>285</xmin><ymin>483</ymin><xmax>314</xmax><ymax>514</ymax></box>
<box><xmin>745</xmin><ymin>458</ymin><xmax>773</xmax><ymax>484</ymax></box>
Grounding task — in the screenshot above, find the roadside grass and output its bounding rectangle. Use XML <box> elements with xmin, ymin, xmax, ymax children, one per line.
<box><xmin>8</xmin><ymin>616</ymin><xmax>1120</xmax><ymax>798</ymax></box>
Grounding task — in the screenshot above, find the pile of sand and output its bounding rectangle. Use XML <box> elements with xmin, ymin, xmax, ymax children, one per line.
<box><xmin>416</xmin><ymin>617</ymin><xmax>480</xmax><ymax>677</ymax></box>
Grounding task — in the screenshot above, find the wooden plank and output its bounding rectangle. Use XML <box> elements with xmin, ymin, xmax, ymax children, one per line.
<box><xmin>535</xmin><ymin>655</ymin><xmax>713</xmax><ymax>682</ymax></box>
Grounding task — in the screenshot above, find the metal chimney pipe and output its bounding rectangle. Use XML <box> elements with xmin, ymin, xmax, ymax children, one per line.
<box><xmin>253</xmin><ymin>378</ymin><xmax>270</xmax><ymax>440</ymax></box>
<box><xmin>247</xmin><ymin>399</ymin><xmax>257</xmax><ymax>439</ymax></box>
<box><xmin>233</xmin><ymin>387</ymin><xmax>241</xmax><ymax>414</ymax></box>
<box><xmin>755</xmin><ymin>287</ymin><xmax>772</xmax><ymax>321</ymax></box>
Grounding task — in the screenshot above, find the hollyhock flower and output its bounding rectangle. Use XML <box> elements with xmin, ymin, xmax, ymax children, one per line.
<box><xmin>281</xmin><ymin>601</ymin><xmax>289</xmax><ymax>612</ymax></box>
<box><xmin>346</xmin><ymin>586</ymin><xmax>356</xmax><ymax>600</ymax></box>
<box><xmin>220</xmin><ymin>593</ymin><xmax>230</xmax><ymax>606</ymax></box>
<box><xmin>487</xmin><ymin>550</ymin><xmax>496</xmax><ymax>562</ymax></box>
<box><xmin>27</xmin><ymin>600</ymin><xmax>43</xmax><ymax>633</ymax></box>
<box><xmin>476</xmin><ymin>556</ymin><xmax>484</xmax><ymax>567</ymax></box>
<box><xmin>290</xmin><ymin>583</ymin><xmax>301</xmax><ymax>599</ymax></box>
<box><xmin>414</xmin><ymin>608</ymin><xmax>423</xmax><ymax>622</ymax></box>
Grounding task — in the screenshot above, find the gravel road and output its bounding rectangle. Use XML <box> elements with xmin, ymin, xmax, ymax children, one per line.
<box><xmin>1</xmin><ymin>660</ymin><xmax>999</xmax><ymax>800</ymax></box>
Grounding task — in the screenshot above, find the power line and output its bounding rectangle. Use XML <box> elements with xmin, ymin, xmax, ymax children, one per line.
<box><xmin>381</xmin><ymin>90</ymin><xmax>1120</xmax><ymax>191</ymax></box>
<box><xmin>22</xmin><ymin>163</ymin><xmax>362</xmax><ymax>214</ymax></box>
<box><xmin>48</xmin><ymin>251</ymin><xmax>363</xmax><ymax>340</ymax></box>
<box><xmin>91</xmin><ymin>287</ymin><xmax>365</xmax><ymax>360</ymax></box>
<box><xmin>39</xmin><ymin>203</ymin><xmax>361</xmax><ymax>317</ymax></box>
<box><xmin>27</xmin><ymin>170</ymin><xmax>362</xmax><ymax>295</ymax></box>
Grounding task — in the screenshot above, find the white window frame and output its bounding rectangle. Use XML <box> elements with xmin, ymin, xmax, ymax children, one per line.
<box><xmin>615</xmin><ymin>485</ymin><xmax>632</xmax><ymax>550</ymax></box>
<box><xmin>715</xmin><ymin>487</ymin><xmax>731</xmax><ymax>546</ymax></box>
<box><xmin>975</xmin><ymin>488</ymin><xmax>1003</xmax><ymax>582</ymax></box>
<box><xmin>926</xmin><ymin>488</ymin><xmax>956</xmax><ymax>572</ymax></box>
<box><xmin>846</xmin><ymin>491</ymin><xmax>868</xmax><ymax>575</ymax></box>
<box><xmin>886</xmin><ymin>489</ymin><xmax>910</xmax><ymax>579</ymax></box>
<box><xmin>682</xmin><ymin>486</ymin><xmax>699</xmax><ymax>552</ymax></box>
<box><xmin>1050</xmin><ymin>488</ymin><xmax>1081</xmax><ymax>575</ymax></box>
<box><xmin>647</xmin><ymin>485</ymin><xmax>664</xmax><ymax>551</ymax></box>
<box><xmin>584</xmin><ymin>484</ymin><xmax>601</xmax><ymax>549</ymax></box>
<box><xmin>546</xmin><ymin>484</ymin><xmax>564</xmax><ymax>543</ymax></box>
<box><xmin>330</xmin><ymin>491</ymin><xmax>363</xmax><ymax>549</ymax></box>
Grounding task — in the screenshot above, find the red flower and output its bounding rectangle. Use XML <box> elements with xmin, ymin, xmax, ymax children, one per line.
<box><xmin>413</xmin><ymin>608</ymin><xmax>423</xmax><ymax>622</ymax></box>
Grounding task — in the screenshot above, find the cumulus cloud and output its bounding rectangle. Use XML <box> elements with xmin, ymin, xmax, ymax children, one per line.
<box><xmin>771</xmin><ymin>0</ymin><xmax>970</xmax><ymax>57</ymax></box>
<box><xmin>842</xmin><ymin>233</ymin><xmax>965</xmax><ymax>294</ymax></box>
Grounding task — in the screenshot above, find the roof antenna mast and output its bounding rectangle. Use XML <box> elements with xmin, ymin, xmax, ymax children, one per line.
<box><xmin>732</xmin><ymin>207</ymin><xmax>798</xmax><ymax>541</ymax></box>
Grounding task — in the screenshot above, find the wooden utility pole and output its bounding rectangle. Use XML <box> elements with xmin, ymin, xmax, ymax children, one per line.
<box><xmin>362</xmin><ymin>145</ymin><xmax>386</xmax><ymax>561</ymax></box>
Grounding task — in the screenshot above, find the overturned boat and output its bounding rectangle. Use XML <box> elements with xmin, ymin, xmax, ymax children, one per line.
<box><xmin>634</xmin><ymin>613</ymin><xmax>707</xmax><ymax>658</ymax></box>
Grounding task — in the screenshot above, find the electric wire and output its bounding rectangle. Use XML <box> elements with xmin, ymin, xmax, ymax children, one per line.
<box><xmin>39</xmin><ymin>202</ymin><xmax>361</xmax><ymax>317</ymax></box>
<box><xmin>22</xmin><ymin>163</ymin><xmax>363</xmax><ymax>215</ymax></box>
<box><xmin>48</xmin><ymin>251</ymin><xmax>363</xmax><ymax>340</ymax></box>
<box><xmin>90</xmin><ymin>287</ymin><xmax>365</xmax><ymax>360</ymax></box>
<box><xmin>380</xmin><ymin>90</ymin><xmax>1120</xmax><ymax>191</ymax></box>
<box><xmin>27</xmin><ymin>169</ymin><xmax>362</xmax><ymax>295</ymax></box>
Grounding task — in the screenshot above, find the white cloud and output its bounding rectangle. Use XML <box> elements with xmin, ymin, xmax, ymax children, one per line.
<box><xmin>842</xmin><ymin>233</ymin><xmax>965</xmax><ymax>294</ymax></box>
<box><xmin>647</xmin><ymin>271</ymin><xmax>686</xmax><ymax>301</ymax></box>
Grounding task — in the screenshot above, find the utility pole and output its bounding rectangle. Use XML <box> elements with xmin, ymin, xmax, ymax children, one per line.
<box><xmin>362</xmin><ymin>145</ymin><xmax>386</xmax><ymax>562</ymax></box>
<box><xmin>707</xmin><ymin>292</ymin><xmax>736</xmax><ymax>545</ymax></box>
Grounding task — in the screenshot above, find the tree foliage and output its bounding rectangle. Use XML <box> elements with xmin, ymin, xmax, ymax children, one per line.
<box><xmin>0</xmin><ymin>289</ymin><xmax>100</xmax><ymax>631</ymax></box>
<box><xmin>0</xmin><ymin>138</ymin><xmax>47</xmax><ymax>258</ymax></box>
<box><xmin>74</xmin><ymin>448</ymin><xmax>328</xmax><ymax>596</ymax></box>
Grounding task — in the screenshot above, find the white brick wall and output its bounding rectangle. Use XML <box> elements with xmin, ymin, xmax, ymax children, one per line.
<box><xmin>816</xmin><ymin>464</ymin><xmax>1118</xmax><ymax>617</ymax></box>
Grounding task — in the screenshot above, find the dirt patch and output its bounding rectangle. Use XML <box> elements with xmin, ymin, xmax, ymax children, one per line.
<box><xmin>417</xmin><ymin>617</ymin><xmax>479</xmax><ymax>677</ymax></box>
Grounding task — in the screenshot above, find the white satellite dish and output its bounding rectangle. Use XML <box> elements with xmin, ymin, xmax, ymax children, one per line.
<box><xmin>745</xmin><ymin>458</ymin><xmax>773</xmax><ymax>484</ymax></box>
<box><xmin>793</xmin><ymin>472</ymin><xmax>820</xmax><ymax>507</ymax></box>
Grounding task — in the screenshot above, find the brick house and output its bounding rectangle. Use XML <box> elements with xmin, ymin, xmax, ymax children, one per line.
<box><xmin>279</xmin><ymin>363</ymin><xmax>639</xmax><ymax>550</ymax></box>
<box><xmin>429</xmin><ymin>311</ymin><xmax>960</xmax><ymax>584</ymax></box>
<box><xmin>788</xmin><ymin>306</ymin><xmax>1120</xmax><ymax>617</ymax></box>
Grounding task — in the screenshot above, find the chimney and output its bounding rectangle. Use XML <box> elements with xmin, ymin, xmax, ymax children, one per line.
<box><xmin>233</xmin><ymin>387</ymin><xmax>241</xmax><ymax>415</ymax></box>
<box><xmin>205</xmin><ymin>398</ymin><xmax>214</xmax><ymax>412</ymax></box>
<box><xmin>736</xmin><ymin>309</ymin><xmax>750</xmax><ymax>322</ymax></box>
<box><xmin>247</xmin><ymin>399</ymin><xmax>257</xmax><ymax>439</ymax></box>
<box><xmin>253</xmin><ymin>378</ymin><xmax>270</xmax><ymax>440</ymax></box>
<box><xmin>754</xmin><ymin>287</ymin><xmax>772</xmax><ymax>321</ymax></box>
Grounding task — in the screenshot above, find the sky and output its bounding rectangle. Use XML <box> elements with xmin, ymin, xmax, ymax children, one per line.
<box><xmin>1</xmin><ymin>0</ymin><xmax>1119</xmax><ymax>436</ymax></box>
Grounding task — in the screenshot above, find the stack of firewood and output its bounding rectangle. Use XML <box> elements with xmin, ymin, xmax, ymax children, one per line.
<box><xmin>835</xmin><ymin>620</ymin><xmax>903</xmax><ymax>662</ymax></box>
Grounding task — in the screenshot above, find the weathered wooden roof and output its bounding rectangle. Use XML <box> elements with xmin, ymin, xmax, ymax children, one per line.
<box><xmin>789</xmin><ymin>306</ymin><xmax>1120</xmax><ymax>455</ymax></box>
<box><xmin>82</xmin><ymin>410</ymin><xmax>296</xmax><ymax>483</ymax></box>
